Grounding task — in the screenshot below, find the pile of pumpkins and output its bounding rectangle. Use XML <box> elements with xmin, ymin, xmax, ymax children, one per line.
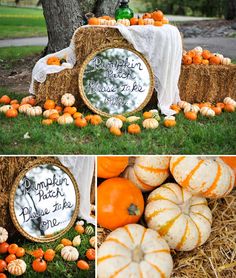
<box><xmin>0</xmin><ymin>221</ymin><xmax>95</xmax><ymax>277</ymax></box>
<box><xmin>97</xmin><ymin>156</ymin><xmax>236</xmax><ymax>278</ymax></box>
<box><xmin>182</xmin><ymin>46</ymin><xmax>232</xmax><ymax>65</ymax></box>
<box><xmin>88</xmin><ymin>10</ymin><xmax>169</xmax><ymax>27</ymax></box>
<box><xmin>171</xmin><ymin>97</ymin><xmax>236</xmax><ymax>120</ymax></box>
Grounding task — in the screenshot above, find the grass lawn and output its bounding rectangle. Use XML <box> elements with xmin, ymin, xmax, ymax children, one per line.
<box><xmin>0</xmin><ymin>45</ymin><xmax>43</xmax><ymax>61</ymax></box>
<box><xmin>0</xmin><ymin>90</ymin><xmax>236</xmax><ymax>155</ymax></box>
<box><xmin>0</xmin><ymin>6</ymin><xmax>46</xmax><ymax>39</ymax></box>
<box><xmin>0</xmin><ymin>222</ymin><xmax>95</xmax><ymax>278</ymax></box>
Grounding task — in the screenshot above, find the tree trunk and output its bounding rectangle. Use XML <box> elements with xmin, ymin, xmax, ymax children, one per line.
<box><xmin>225</xmin><ymin>0</ymin><xmax>236</xmax><ymax>19</ymax></box>
<box><xmin>41</xmin><ymin>0</ymin><xmax>119</xmax><ymax>54</ymax></box>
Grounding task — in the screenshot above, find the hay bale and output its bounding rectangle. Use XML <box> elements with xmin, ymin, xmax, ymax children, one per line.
<box><xmin>179</xmin><ymin>64</ymin><xmax>236</xmax><ymax>103</ymax></box>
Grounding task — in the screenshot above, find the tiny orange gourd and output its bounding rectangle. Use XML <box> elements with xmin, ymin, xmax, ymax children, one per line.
<box><xmin>44</xmin><ymin>249</ymin><xmax>55</xmax><ymax>262</ymax></box>
<box><xmin>185</xmin><ymin>111</ymin><xmax>197</xmax><ymax>121</ymax></box>
<box><xmin>47</xmin><ymin>56</ymin><xmax>60</xmax><ymax>66</ymax></box>
<box><xmin>182</xmin><ymin>55</ymin><xmax>192</xmax><ymax>65</ymax></box>
<box><xmin>86</xmin><ymin>248</ymin><xmax>95</xmax><ymax>261</ymax></box>
<box><xmin>64</xmin><ymin>106</ymin><xmax>77</xmax><ymax>115</ymax></box>
<box><xmin>143</xmin><ymin>111</ymin><xmax>153</xmax><ymax>119</ymax></box>
<box><xmin>0</xmin><ymin>242</ymin><xmax>9</xmax><ymax>254</ymax></box>
<box><xmin>90</xmin><ymin>115</ymin><xmax>102</xmax><ymax>125</ymax></box>
<box><xmin>5</xmin><ymin>254</ymin><xmax>16</xmax><ymax>264</ymax></box>
<box><xmin>75</xmin><ymin>225</ymin><xmax>85</xmax><ymax>234</ymax></box>
<box><xmin>209</xmin><ymin>55</ymin><xmax>221</xmax><ymax>65</ymax></box>
<box><xmin>88</xmin><ymin>17</ymin><xmax>99</xmax><ymax>25</ymax></box>
<box><xmin>193</xmin><ymin>55</ymin><xmax>202</xmax><ymax>65</ymax></box>
<box><xmin>154</xmin><ymin>21</ymin><xmax>163</xmax><ymax>27</ymax></box>
<box><xmin>32</xmin><ymin>248</ymin><xmax>44</xmax><ymax>258</ymax></box>
<box><xmin>5</xmin><ymin>108</ymin><xmax>18</xmax><ymax>118</ymax></box>
<box><xmin>212</xmin><ymin>106</ymin><xmax>222</xmax><ymax>115</ymax></box>
<box><xmin>128</xmin><ymin>124</ymin><xmax>141</xmax><ymax>134</ymax></box>
<box><xmin>110</xmin><ymin>126</ymin><xmax>122</xmax><ymax>136</ymax></box>
<box><xmin>152</xmin><ymin>10</ymin><xmax>164</xmax><ymax>21</ymax></box>
<box><xmin>49</xmin><ymin>113</ymin><xmax>60</xmax><ymax>121</ymax></box>
<box><xmin>75</xmin><ymin>117</ymin><xmax>87</xmax><ymax>128</ymax></box>
<box><xmin>0</xmin><ymin>259</ymin><xmax>7</xmax><ymax>272</ymax></box>
<box><xmin>224</xmin><ymin>104</ymin><xmax>235</xmax><ymax>112</ymax></box>
<box><xmin>8</xmin><ymin>244</ymin><xmax>18</xmax><ymax>254</ymax></box>
<box><xmin>42</xmin><ymin>119</ymin><xmax>53</xmax><ymax>126</ymax></box>
<box><xmin>15</xmin><ymin>247</ymin><xmax>25</xmax><ymax>258</ymax></box>
<box><xmin>61</xmin><ymin>238</ymin><xmax>72</xmax><ymax>246</ymax></box>
<box><xmin>44</xmin><ymin>99</ymin><xmax>55</xmax><ymax>110</ymax></box>
<box><xmin>32</xmin><ymin>258</ymin><xmax>47</xmax><ymax>272</ymax></box>
<box><xmin>77</xmin><ymin>260</ymin><xmax>90</xmax><ymax>270</ymax></box>
<box><xmin>202</xmin><ymin>50</ymin><xmax>212</xmax><ymax>60</ymax></box>
<box><xmin>130</xmin><ymin>17</ymin><xmax>139</xmax><ymax>25</ymax></box>
<box><xmin>216</xmin><ymin>102</ymin><xmax>225</xmax><ymax>109</ymax></box>
<box><xmin>0</xmin><ymin>95</ymin><xmax>11</xmax><ymax>104</ymax></box>
<box><xmin>73</xmin><ymin>112</ymin><xmax>83</xmax><ymax>119</ymax></box>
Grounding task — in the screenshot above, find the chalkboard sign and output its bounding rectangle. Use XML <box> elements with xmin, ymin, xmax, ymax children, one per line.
<box><xmin>79</xmin><ymin>46</ymin><xmax>154</xmax><ymax>117</ymax></box>
<box><xmin>9</xmin><ymin>158</ymin><xmax>80</xmax><ymax>242</ymax></box>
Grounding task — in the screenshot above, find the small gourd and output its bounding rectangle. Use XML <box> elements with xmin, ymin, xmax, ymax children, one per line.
<box><xmin>0</xmin><ymin>227</ymin><xmax>8</xmax><ymax>243</ymax></box>
<box><xmin>7</xmin><ymin>259</ymin><xmax>27</xmax><ymax>276</ymax></box>
<box><xmin>126</xmin><ymin>116</ymin><xmax>140</xmax><ymax>122</ymax></box>
<box><xmin>142</xmin><ymin>118</ymin><xmax>159</xmax><ymax>129</ymax></box>
<box><xmin>85</xmin><ymin>225</ymin><xmax>94</xmax><ymax>235</ymax></box>
<box><xmin>178</xmin><ymin>101</ymin><xmax>190</xmax><ymax>110</ymax></box>
<box><xmin>164</xmin><ymin>116</ymin><xmax>176</xmax><ymax>127</ymax></box>
<box><xmin>221</xmin><ymin>57</ymin><xmax>231</xmax><ymax>65</ymax></box>
<box><xmin>61</xmin><ymin>246</ymin><xmax>79</xmax><ymax>261</ymax></box>
<box><xmin>61</xmin><ymin>93</ymin><xmax>75</xmax><ymax>107</ymax></box>
<box><xmin>200</xmin><ymin>107</ymin><xmax>215</xmax><ymax>117</ymax></box>
<box><xmin>72</xmin><ymin>235</ymin><xmax>81</xmax><ymax>247</ymax></box>
<box><xmin>57</xmin><ymin>114</ymin><xmax>74</xmax><ymax>125</ymax></box>
<box><xmin>89</xmin><ymin>236</ymin><xmax>96</xmax><ymax>248</ymax></box>
<box><xmin>106</xmin><ymin>117</ymin><xmax>123</xmax><ymax>129</ymax></box>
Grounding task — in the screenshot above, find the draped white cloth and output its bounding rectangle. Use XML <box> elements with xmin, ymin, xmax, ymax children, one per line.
<box><xmin>30</xmin><ymin>24</ymin><xmax>182</xmax><ymax>116</ymax></box>
<box><xmin>58</xmin><ymin>156</ymin><xmax>95</xmax><ymax>225</ymax></box>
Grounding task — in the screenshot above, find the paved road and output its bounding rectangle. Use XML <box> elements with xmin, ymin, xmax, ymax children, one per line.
<box><xmin>0</xmin><ymin>36</ymin><xmax>235</xmax><ymax>59</ymax></box>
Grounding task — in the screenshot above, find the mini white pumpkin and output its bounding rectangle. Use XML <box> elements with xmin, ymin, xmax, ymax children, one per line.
<box><xmin>0</xmin><ymin>227</ymin><xmax>8</xmax><ymax>243</ymax></box>
<box><xmin>72</xmin><ymin>235</ymin><xmax>81</xmax><ymax>247</ymax></box>
<box><xmin>200</xmin><ymin>107</ymin><xmax>215</xmax><ymax>117</ymax></box>
<box><xmin>178</xmin><ymin>101</ymin><xmax>190</xmax><ymax>110</ymax></box>
<box><xmin>61</xmin><ymin>246</ymin><xmax>79</xmax><ymax>261</ymax></box>
<box><xmin>144</xmin><ymin>18</ymin><xmax>155</xmax><ymax>25</ymax></box>
<box><xmin>221</xmin><ymin>57</ymin><xmax>231</xmax><ymax>65</ymax></box>
<box><xmin>106</xmin><ymin>19</ymin><xmax>117</xmax><ymax>26</ymax></box>
<box><xmin>117</xmin><ymin>19</ymin><xmax>130</xmax><ymax>26</ymax></box>
<box><xmin>57</xmin><ymin>114</ymin><xmax>74</xmax><ymax>125</ymax></box>
<box><xmin>223</xmin><ymin>97</ymin><xmax>236</xmax><ymax>107</ymax></box>
<box><xmin>19</xmin><ymin>104</ymin><xmax>32</xmax><ymax>113</ymax></box>
<box><xmin>123</xmin><ymin>156</ymin><xmax>170</xmax><ymax>191</ymax></box>
<box><xmin>98</xmin><ymin>224</ymin><xmax>173</xmax><ymax>278</ymax></box>
<box><xmin>43</xmin><ymin>109</ymin><xmax>58</xmax><ymax>118</ymax></box>
<box><xmin>76</xmin><ymin>220</ymin><xmax>85</xmax><ymax>226</ymax></box>
<box><xmin>7</xmin><ymin>259</ymin><xmax>27</xmax><ymax>276</ymax></box>
<box><xmin>142</xmin><ymin>118</ymin><xmax>159</xmax><ymax>129</ymax></box>
<box><xmin>89</xmin><ymin>236</ymin><xmax>96</xmax><ymax>248</ymax></box>
<box><xmin>194</xmin><ymin>46</ymin><xmax>203</xmax><ymax>55</ymax></box>
<box><xmin>106</xmin><ymin>117</ymin><xmax>123</xmax><ymax>129</ymax></box>
<box><xmin>126</xmin><ymin>116</ymin><xmax>140</xmax><ymax>122</ymax></box>
<box><xmin>184</xmin><ymin>104</ymin><xmax>200</xmax><ymax>114</ymax></box>
<box><xmin>145</xmin><ymin>183</ymin><xmax>212</xmax><ymax>251</ymax></box>
<box><xmin>26</xmin><ymin>106</ymin><xmax>42</xmax><ymax>117</ymax></box>
<box><xmin>0</xmin><ymin>105</ymin><xmax>12</xmax><ymax>114</ymax></box>
<box><xmin>170</xmin><ymin>156</ymin><xmax>235</xmax><ymax>198</ymax></box>
<box><xmin>61</xmin><ymin>93</ymin><xmax>75</xmax><ymax>107</ymax></box>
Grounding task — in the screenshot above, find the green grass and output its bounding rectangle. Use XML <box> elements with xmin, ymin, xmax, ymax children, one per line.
<box><xmin>0</xmin><ymin>6</ymin><xmax>46</xmax><ymax>39</ymax></box>
<box><xmin>0</xmin><ymin>221</ymin><xmax>95</xmax><ymax>278</ymax></box>
<box><xmin>0</xmin><ymin>90</ymin><xmax>236</xmax><ymax>155</ymax></box>
<box><xmin>0</xmin><ymin>45</ymin><xmax>43</xmax><ymax>61</ymax></box>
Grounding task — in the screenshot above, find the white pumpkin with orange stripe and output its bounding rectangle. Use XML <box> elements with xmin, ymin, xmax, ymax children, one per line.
<box><xmin>145</xmin><ymin>183</ymin><xmax>212</xmax><ymax>251</ymax></box>
<box><xmin>170</xmin><ymin>156</ymin><xmax>235</xmax><ymax>198</ymax></box>
<box><xmin>123</xmin><ymin>156</ymin><xmax>170</xmax><ymax>192</ymax></box>
<box><xmin>98</xmin><ymin>224</ymin><xmax>173</xmax><ymax>278</ymax></box>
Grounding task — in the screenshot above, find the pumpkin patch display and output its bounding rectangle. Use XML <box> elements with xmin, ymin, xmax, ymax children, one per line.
<box><xmin>145</xmin><ymin>183</ymin><xmax>212</xmax><ymax>251</ymax></box>
<box><xmin>98</xmin><ymin>224</ymin><xmax>173</xmax><ymax>278</ymax></box>
<box><xmin>97</xmin><ymin>156</ymin><xmax>128</xmax><ymax>178</ymax></box>
<box><xmin>97</xmin><ymin>177</ymin><xmax>144</xmax><ymax>230</ymax></box>
<box><xmin>170</xmin><ymin>156</ymin><xmax>235</xmax><ymax>198</ymax></box>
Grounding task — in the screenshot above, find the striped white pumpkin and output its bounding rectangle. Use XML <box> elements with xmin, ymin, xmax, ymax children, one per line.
<box><xmin>43</xmin><ymin>109</ymin><xmax>58</xmax><ymax>118</ymax></box>
<box><xmin>7</xmin><ymin>259</ymin><xmax>27</xmax><ymax>276</ymax></box>
<box><xmin>26</xmin><ymin>106</ymin><xmax>42</xmax><ymax>117</ymax></box>
<box><xmin>19</xmin><ymin>104</ymin><xmax>32</xmax><ymax>113</ymax></box>
<box><xmin>184</xmin><ymin>104</ymin><xmax>200</xmax><ymax>114</ymax></box>
<box><xmin>145</xmin><ymin>183</ymin><xmax>212</xmax><ymax>251</ymax></box>
<box><xmin>224</xmin><ymin>97</ymin><xmax>236</xmax><ymax>108</ymax></box>
<box><xmin>98</xmin><ymin>224</ymin><xmax>173</xmax><ymax>278</ymax></box>
<box><xmin>123</xmin><ymin>156</ymin><xmax>170</xmax><ymax>192</ymax></box>
<box><xmin>200</xmin><ymin>107</ymin><xmax>215</xmax><ymax>117</ymax></box>
<box><xmin>170</xmin><ymin>156</ymin><xmax>235</xmax><ymax>198</ymax></box>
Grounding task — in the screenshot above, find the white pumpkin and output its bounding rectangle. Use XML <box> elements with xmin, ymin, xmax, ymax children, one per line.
<box><xmin>117</xmin><ymin>19</ymin><xmax>130</xmax><ymax>26</ymax></box>
<box><xmin>106</xmin><ymin>19</ymin><xmax>117</xmax><ymax>26</ymax></box>
<box><xmin>76</xmin><ymin>220</ymin><xmax>85</xmax><ymax>226</ymax></box>
<box><xmin>170</xmin><ymin>156</ymin><xmax>235</xmax><ymax>198</ymax></box>
<box><xmin>61</xmin><ymin>246</ymin><xmax>79</xmax><ymax>261</ymax></box>
<box><xmin>123</xmin><ymin>156</ymin><xmax>170</xmax><ymax>191</ymax></box>
<box><xmin>57</xmin><ymin>114</ymin><xmax>74</xmax><ymax>125</ymax></box>
<box><xmin>106</xmin><ymin>117</ymin><xmax>123</xmax><ymax>129</ymax></box>
<box><xmin>98</xmin><ymin>224</ymin><xmax>173</xmax><ymax>278</ymax></box>
<box><xmin>89</xmin><ymin>236</ymin><xmax>96</xmax><ymax>248</ymax></box>
<box><xmin>178</xmin><ymin>101</ymin><xmax>190</xmax><ymax>110</ymax></box>
<box><xmin>18</xmin><ymin>104</ymin><xmax>32</xmax><ymax>113</ymax></box>
<box><xmin>142</xmin><ymin>118</ymin><xmax>159</xmax><ymax>129</ymax></box>
<box><xmin>200</xmin><ymin>107</ymin><xmax>215</xmax><ymax>117</ymax></box>
<box><xmin>221</xmin><ymin>57</ymin><xmax>231</xmax><ymax>65</ymax></box>
<box><xmin>7</xmin><ymin>259</ymin><xmax>27</xmax><ymax>276</ymax></box>
<box><xmin>43</xmin><ymin>109</ymin><xmax>58</xmax><ymax>118</ymax></box>
<box><xmin>0</xmin><ymin>227</ymin><xmax>8</xmax><ymax>243</ymax></box>
<box><xmin>144</xmin><ymin>18</ymin><xmax>155</xmax><ymax>25</ymax></box>
<box><xmin>194</xmin><ymin>46</ymin><xmax>203</xmax><ymax>55</ymax></box>
<box><xmin>98</xmin><ymin>18</ymin><xmax>108</xmax><ymax>25</ymax></box>
<box><xmin>145</xmin><ymin>183</ymin><xmax>212</xmax><ymax>251</ymax></box>
<box><xmin>26</xmin><ymin>106</ymin><xmax>42</xmax><ymax>117</ymax></box>
<box><xmin>72</xmin><ymin>235</ymin><xmax>81</xmax><ymax>247</ymax></box>
<box><xmin>184</xmin><ymin>104</ymin><xmax>200</xmax><ymax>114</ymax></box>
<box><xmin>61</xmin><ymin>93</ymin><xmax>75</xmax><ymax>107</ymax></box>
<box><xmin>0</xmin><ymin>105</ymin><xmax>12</xmax><ymax>114</ymax></box>
<box><xmin>223</xmin><ymin>97</ymin><xmax>236</xmax><ymax>107</ymax></box>
<box><xmin>126</xmin><ymin>116</ymin><xmax>140</xmax><ymax>122</ymax></box>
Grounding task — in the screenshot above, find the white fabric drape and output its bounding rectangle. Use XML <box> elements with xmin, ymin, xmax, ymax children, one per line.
<box><xmin>58</xmin><ymin>156</ymin><xmax>95</xmax><ymax>225</ymax></box>
<box><xmin>30</xmin><ymin>24</ymin><xmax>182</xmax><ymax>116</ymax></box>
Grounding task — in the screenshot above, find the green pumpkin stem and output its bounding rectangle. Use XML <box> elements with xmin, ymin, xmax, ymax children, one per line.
<box><xmin>128</xmin><ymin>203</ymin><xmax>140</xmax><ymax>216</ymax></box>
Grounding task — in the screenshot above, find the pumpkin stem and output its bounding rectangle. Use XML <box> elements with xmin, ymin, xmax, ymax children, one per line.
<box><xmin>132</xmin><ymin>245</ymin><xmax>144</xmax><ymax>263</ymax></box>
<box><xmin>128</xmin><ymin>204</ymin><xmax>140</xmax><ymax>216</ymax></box>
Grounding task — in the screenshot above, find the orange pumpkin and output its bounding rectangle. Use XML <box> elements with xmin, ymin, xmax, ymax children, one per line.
<box><xmin>55</xmin><ymin>105</ymin><xmax>63</xmax><ymax>113</ymax></box>
<box><xmin>202</xmin><ymin>50</ymin><xmax>212</xmax><ymax>60</ymax></box>
<box><xmin>110</xmin><ymin>126</ymin><xmax>122</xmax><ymax>136</ymax></box>
<box><xmin>75</xmin><ymin>224</ymin><xmax>85</xmax><ymax>234</ymax></box>
<box><xmin>8</xmin><ymin>244</ymin><xmax>18</xmax><ymax>254</ymax></box>
<box><xmin>86</xmin><ymin>249</ymin><xmax>95</xmax><ymax>261</ymax></box>
<box><xmin>32</xmin><ymin>248</ymin><xmax>44</xmax><ymax>258</ymax></box>
<box><xmin>164</xmin><ymin>118</ymin><xmax>176</xmax><ymax>127</ymax></box>
<box><xmin>209</xmin><ymin>55</ymin><xmax>221</xmax><ymax>65</ymax></box>
<box><xmin>0</xmin><ymin>95</ymin><xmax>11</xmax><ymax>104</ymax></box>
<box><xmin>88</xmin><ymin>17</ymin><xmax>99</xmax><ymax>25</ymax></box>
<box><xmin>186</xmin><ymin>50</ymin><xmax>196</xmax><ymax>58</ymax></box>
<box><xmin>10</xmin><ymin>99</ymin><xmax>18</xmax><ymax>105</ymax></box>
<box><xmin>75</xmin><ymin>117</ymin><xmax>87</xmax><ymax>128</ymax></box>
<box><xmin>182</xmin><ymin>55</ymin><xmax>192</xmax><ymax>65</ymax></box>
<box><xmin>130</xmin><ymin>17</ymin><xmax>139</xmax><ymax>25</ymax></box>
<box><xmin>61</xmin><ymin>238</ymin><xmax>72</xmax><ymax>246</ymax></box>
<box><xmin>64</xmin><ymin>106</ymin><xmax>77</xmax><ymax>115</ymax></box>
<box><xmin>32</xmin><ymin>258</ymin><xmax>47</xmax><ymax>272</ymax></box>
<box><xmin>85</xmin><ymin>114</ymin><xmax>93</xmax><ymax>122</ymax></box>
<box><xmin>5</xmin><ymin>254</ymin><xmax>16</xmax><ymax>264</ymax></box>
<box><xmin>97</xmin><ymin>156</ymin><xmax>128</xmax><ymax>179</ymax></box>
<box><xmin>143</xmin><ymin>13</ymin><xmax>152</xmax><ymax>19</ymax></box>
<box><xmin>154</xmin><ymin>21</ymin><xmax>163</xmax><ymax>27</ymax></box>
<box><xmin>138</xmin><ymin>18</ymin><xmax>145</xmax><ymax>25</ymax></box>
<box><xmin>5</xmin><ymin>108</ymin><xmax>18</xmax><ymax>118</ymax></box>
<box><xmin>15</xmin><ymin>247</ymin><xmax>25</xmax><ymax>258</ymax></box>
<box><xmin>216</xmin><ymin>102</ymin><xmax>225</xmax><ymax>109</ymax></box>
<box><xmin>97</xmin><ymin>177</ymin><xmax>144</xmax><ymax>230</ymax></box>
<box><xmin>224</xmin><ymin>104</ymin><xmax>235</xmax><ymax>112</ymax></box>
<box><xmin>0</xmin><ymin>259</ymin><xmax>6</xmax><ymax>273</ymax></box>
<box><xmin>128</xmin><ymin>124</ymin><xmax>141</xmax><ymax>134</ymax></box>
<box><xmin>47</xmin><ymin>56</ymin><xmax>60</xmax><ymax>66</ymax></box>
<box><xmin>90</xmin><ymin>115</ymin><xmax>102</xmax><ymax>125</ymax></box>
<box><xmin>152</xmin><ymin>10</ymin><xmax>164</xmax><ymax>21</ymax></box>
<box><xmin>44</xmin><ymin>99</ymin><xmax>55</xmax><ymax>110</ymax></box>
<box><xmin>73</xmin><ymin>112</ymin><xmax>83</xmax><ymax>119</ymax></box>
<box><xmin>193</xmin><ymin>55</ymin><xmax>202</xmax><ymax>65</ymax></box>
<box><xmin>202</xmin><ymin>59</ymin><xmax>209</xmax><ymax>65</ymax></box>
<box><xmin>184</xmin><ymin>111</ymin><xmax>197</xmax><ymax>121</ymax></box>
<box><xmin>49</xmin><ymin>113</ymin><xmax>60</xmax><ymax>121</ymax></box>
<box><xmin>77</xmin><ymin>260</ymin><xmax>89</xmax><ymax>270</ymax></box>
<box><xmin>44</xmin><ymin>249</ymin><xmax>55</xmax><ymax>262</ymax></box>
<box><xmin>0</xmin><ymin>242</ymin><xmax>9</xmax><ymax>254</ymax></box>
<box><xmin>143</xmin><ymin>111</ymin><xmax>153</xmax><ymax>119</ymax></box>
<box><xmin>212</xmin><ymin>106</ymin><xmax>222</xmax><ymax>115</ymax></box>
<box><xmin>42</xmin><ymin>119</ymin><xmax>53</xmax><ymax>126</ymax></box>
<box><xmin>0</xmin><ymin>273</ymin><xmax>7</xmax><ymax>278</ymax></box>
<box><xmin>11</xmin><ymin>103</ymin><xmax>20</xmax><ymax>110</ymax></box>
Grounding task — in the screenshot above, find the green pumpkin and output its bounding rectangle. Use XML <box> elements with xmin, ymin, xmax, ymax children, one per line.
<box><xmin>85</xmin><ymin>225</ymin><xmax>94</xmax><ymax>235</ymax></box>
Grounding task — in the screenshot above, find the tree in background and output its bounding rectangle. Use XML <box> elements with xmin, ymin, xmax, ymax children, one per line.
<box><xmin>41</xmin><ymin>0</ymin><xmax>119</xmax><ymax>54</ymax></box>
